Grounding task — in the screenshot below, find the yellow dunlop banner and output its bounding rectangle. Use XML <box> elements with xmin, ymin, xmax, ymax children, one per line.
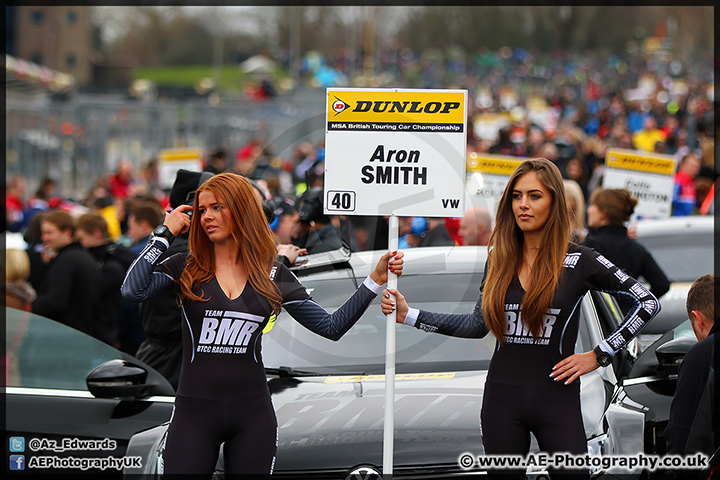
<box><xmin>328</xmin><ymin>90</ymin><xmax>465</xmax><ymax>132</ymax></box>
<box><xmin>467</xmin><ymin>153</ymin><xmax>522</xmax><ymax>175</ymax></box>
<box><xmin>605</xmin><ymin>148</ymin><xmax>675</xmax><ymax>176</ymax></box>
<box><xmin>324</xmin><ymin>372</ymin><xmax>457</xmax><ymax>384</ymax></box>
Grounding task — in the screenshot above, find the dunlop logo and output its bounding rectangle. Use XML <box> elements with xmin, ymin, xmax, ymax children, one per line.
<box><xmin>343</xmin><ymin>99</ymin><xmax>460</xmax><ymax>115</ymax></box>
<box><xmin>327</xmin><ymin>90</ymin><xmax>466</xmax><ymax>128</ymax></box>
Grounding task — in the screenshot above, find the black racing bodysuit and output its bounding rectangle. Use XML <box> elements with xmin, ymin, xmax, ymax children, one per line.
<box><xmin>122</xmin><ymin>236</ymin><xmax>383</xmax><ymax>477</ymax></box>
<box><xmin>404</xmin><ymin>243</ymin><xmax>660</xmax><ymax>479</ymax></box>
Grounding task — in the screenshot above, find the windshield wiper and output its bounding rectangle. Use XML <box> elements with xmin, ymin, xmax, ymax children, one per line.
<box><xmin>265</xmin><ymin>366</ymin><xmax>368</xmax><ymax>377</ymax></box>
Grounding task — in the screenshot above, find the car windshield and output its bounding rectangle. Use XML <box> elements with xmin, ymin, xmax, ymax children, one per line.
<box><xmin>6</xmin><ymin>307</ymin><xmax>123</xmax><ymax>390</ymax></box>
<box><xmin>262</xmin><ymin>270</ymin><xmax>594</xmax><ymax>374</ymax></box>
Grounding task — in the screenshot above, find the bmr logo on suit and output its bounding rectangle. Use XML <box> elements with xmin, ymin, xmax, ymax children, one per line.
<box><xmin>197</xmin><ymin>310</ymin><xmax>264</xmax><ymax>354</ymax></box>
<box><xmin>504</xmin><ymin>307</ymin><xmax>561</xmax><ymax>346</ymax></box>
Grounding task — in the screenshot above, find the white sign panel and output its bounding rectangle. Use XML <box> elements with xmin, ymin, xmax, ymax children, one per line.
<box><xmin>158</xmin><ymin>148</ymin><xmax>203</xmax><ymax>189</ymax></box>
<box><xmin>465</xmin><ymin>153</ymin><xmax>523</xmax><ymax>220</ymax></box>
<box><xmin>602</xmin><ymin>148</ymin><xmax>676</xmax><ymax>219</ymax></box>
<box><xmin>324</xmin><ymin>88</ymin><xmax>467</xmax><ymax>217</ymax></box>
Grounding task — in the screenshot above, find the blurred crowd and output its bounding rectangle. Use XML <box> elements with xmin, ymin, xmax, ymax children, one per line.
<box><xmin>3</xmin><ymin>46</ymin><xmax>715</xmax><ymax>369</ymax></box>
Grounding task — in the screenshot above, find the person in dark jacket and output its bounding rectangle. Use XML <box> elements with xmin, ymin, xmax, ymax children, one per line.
<box><xmin>582</xmin><ymin>188</ymin><xmax>670</xmax><ymax>309</ymax></box>
<box><xmin>665</xmin><ymin>274</ymin><xmax>718</xmax><ymax>464</ymax></box>
<box><xmin>418</xmin><ymin>217</ymin><xmax>456</xmax><ymax>247</ymax></box>
<box><xmin>32</xmin><ymin>210</ymin><xmax>102</xmax><ymax>340</ymax></box>
<box><xmin>133</xmin><ymin>170</ymin><xmax>214</xmax><ymax>389</ymax></box>
<box><xmin>291</xmin><ymin>188</ymin><xmax>346</xmax><ymax>254</ymax></box>
<box><xmin>76</xmin><ymin>212</ymin><xmax>137</xmax><ymax>347</ymax></box>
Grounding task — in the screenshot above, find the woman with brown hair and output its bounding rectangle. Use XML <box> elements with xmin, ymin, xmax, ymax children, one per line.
<box><xmin>583</xmin><ymin>188</ymin><xmax>670</xmax><ymax>303</ymax></box>
<box><xmin>382</xmin><ymin>158</ymin><xmax>660</xmax><ymax>479</ymax></box>
<box><xmin>122</xmin><ymin>172</ymin><xmax>402</xmax><ymax>477</ymax></box>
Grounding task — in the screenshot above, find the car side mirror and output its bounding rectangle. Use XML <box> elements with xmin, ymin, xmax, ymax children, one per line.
<box><xmin>86</xmin><ymin>359</ymin><xmax>155</xmax><ymax>400</ymax></box>
<box><xmin>655</xmin><ymin>336</ymin><xmax>696</xmax><ymax>375</ymax></box>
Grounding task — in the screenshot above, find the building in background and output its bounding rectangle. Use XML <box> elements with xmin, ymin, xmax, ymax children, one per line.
<box><xmin>10</xmin><ymin>6</ymin><xmax>94</xmax><ymax>86</ymax></box>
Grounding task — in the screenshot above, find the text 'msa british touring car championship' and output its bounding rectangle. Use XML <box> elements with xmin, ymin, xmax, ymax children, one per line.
<box><xmin>324</xmin><ymin>88</ymin><xmax>468</xmax><ymax>218</ymax></box>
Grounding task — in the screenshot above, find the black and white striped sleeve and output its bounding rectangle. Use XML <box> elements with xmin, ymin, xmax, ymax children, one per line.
<box><xmin>403</xmin><ymin>293</ymin><xmax>489</xmax><ymax>338</ymax></box>
<box><xmin>121</xmin><ymin>237</ymin><xmax>178</xmax><ymax>302</ymax></box>
<box><xmin>581</xmin><ymin>246</ymin><xmax>660</xmax><ymax>356</ymax></box>
<box><xmin>280</xmin><ymin>272</ymin><xmax>382</xmax><ymax>341</ymax></box>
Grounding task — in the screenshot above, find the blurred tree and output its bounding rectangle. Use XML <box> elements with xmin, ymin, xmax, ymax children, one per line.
<box><xmin>95</xmin><ymin>5</ymin><xmax>712</xmax><ymax>71</ymax></box>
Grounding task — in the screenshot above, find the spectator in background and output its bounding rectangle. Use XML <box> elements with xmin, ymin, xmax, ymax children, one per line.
<box><xmin>23</xmin><ymin>212</ymin><xmax>47</xmax><ymax>293</ymax></box>
<box><xmin>399</xmin><ymin>217</ymin><xmax>428</xmax><ymax>249</ymax></box>
<box><xmin>235</xmin><ymin>138</ymin><xmax>263</xmax><ymax>176</ymax></box>
<box><xmin>38</xmin><ymin>177</ymin><xmax>61</xmax><ymax>208</ymax></box>
<box><xmin>19</xmin><ymin>188</ymin><xmax>51</xmax><ymax>235</ymax></box>
<box><xmin>672</xmin><ymin>151</ymin><xmax>702</xmax><ymax>216</ymax></box>
<box><xmin>270</xmin><ymin>197</ymin><xmax>299</xmax><ymax>246</ymax></box>
<box><xmin>19</xmin><ymin>177</ymin><xmax>61</xmax><ymax>233</ymax></box>
<box><xmin>665</xmin><ymin>274</ymin><xmax>718</xmax><ymax>463</ymax></box>
<box><xmin>418</xmin><ymin>217</ymin><xmax>455</xmax><ymax>247</ymax></box>
<box><xmin>126</xmin><ymin>203</ymin><xmax>164</xmax><ymax>256</ymax></box>
<box><xmin>3</xmin><ymin>249</ymin><xmax>36</xmax><ymax>311</ymax></box>
<box><xmin>269</xmin><ymin>197</ymin><xmax>307</xmax><ymax>267</ymax></box>
<box><xmin>32</xmin><ymin>210</ymin><xmax>102</xmax><ymax>340</ymax></box>
<box><xmin>523</xmin><ymin>124</ymin><xmax>547</xmax><ymax>158</ymax></box>
<box><xmin>76</xmin><ymin>213</ymin><xmax>136</xmax><ymax>348</ymax></box>
<box><xmin>292</xmin><ymin>188</ymin><xmax>345</xmax><ymax>254</ymax></box>
<box><xmin>341</xmin><ymin>215</ymin><xmax>389</xmax><ymax>252</ymax></box>
<box><xmin>583</xmin><ymin>188</ymin><xmax>670</xmax><ymax>309</ymax></box>
<box><xmin>459</xmin><ymin>206</ymin><xmax>492</xmax><ymax>246</ymax></box>
<box><xmin>90</xmin><ymin>196</ymin><xmax>122</xmax><ymax>242</ymax></box>
<box><xmin>564</xmin><ymin>179</ymin><xmax>587</xmax><ymax>243</ymax></box>
<box><xmin>138</xmin><ymin>158</ymin><xmax>162</xmax><ymax>200</ymax></box>
<box><xmin>632</xmin><ymin>116</ymin><xmax>666</xmax><ymax>153</ymax></box>
<box><xmin>536</xmin><ymin>142</ymin><xmax>560</xmax><ymax>164</ymax></box>
<box><xmin>120</xmin><ymin>201</ymin><xmax>163</xmax><ymax>353</ymax></box>
<box><xmin>133</xmin><ymin>170</ymin><xmax>214</xmax><ymax>389</ymax></box>
<box><xmin>108</xmin><ymin>160</ymin><xmax>137</xmax><ymax>201</ymax></box>
<box><xmin>6</xmin><ymin>174</ymin><xmax>27</xmax><ymax>232</ymax></box>
<box><xmin>693</xmin><ymin>148</ymin><xmax>716</xmax><ymax>212</ymax></box>
<box><xmin>204</xmin><ymin>149</ymin><xmax>229</xmax><ymax>174</ymax></box>
<box><xmin>489</xmin><ymin>127</ymin><xmax>518</xmax><ymax>156</ymax></box>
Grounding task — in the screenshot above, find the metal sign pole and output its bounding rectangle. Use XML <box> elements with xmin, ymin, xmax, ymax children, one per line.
<box><xmin>383</xmin><ymin>214</ymin><xmax>399</xmax><ymax>476</ymax></box>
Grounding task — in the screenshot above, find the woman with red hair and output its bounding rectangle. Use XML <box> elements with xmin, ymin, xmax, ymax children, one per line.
<box><xmin>122</xmin><ymin>172</ymin><xmax>402</xmax><ymax>477</ymax></box>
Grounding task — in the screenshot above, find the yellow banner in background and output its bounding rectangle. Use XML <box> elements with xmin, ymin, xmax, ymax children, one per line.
<box><xmin>159</xmin><ymin>148</ymin><xmax>202</xmax><ymax>162</ymax></box>
<box><xmin>467</xmin><ymin>153</ymin><xmax>522</xmax><ymax>175</ymax></box>
<box><xmin>605</xmin><ymin>148</ymin><xmax>676</xmax><ymax>176</ymax></box>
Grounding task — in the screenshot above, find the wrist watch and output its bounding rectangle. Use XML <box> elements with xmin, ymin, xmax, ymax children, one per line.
<box><xmin>153</xmin><ymin>224</ymin><xmax>175</xmax><ymax>244</ymax></box>
<box><xmin>593</xmin><ymin>346</ymin><xmax>612</xmax><ymax>367</ymax></box>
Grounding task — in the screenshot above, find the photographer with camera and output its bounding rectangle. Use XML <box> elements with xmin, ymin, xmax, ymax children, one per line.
<box><xmin>291</xmin><ymin>188</ymin><xmax>346</xmax><ymax>254</ymax></box>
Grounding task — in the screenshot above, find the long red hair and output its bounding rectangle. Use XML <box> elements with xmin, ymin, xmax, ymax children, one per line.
<box><xmin>179</xmin><ymin>173</ymin><xmax>282</xmax><ymax>314</ymax></box>
<box><xmin>482</xmin><ymin>158</ymin><xmax>570</xmax><ymax>343</ymax></box>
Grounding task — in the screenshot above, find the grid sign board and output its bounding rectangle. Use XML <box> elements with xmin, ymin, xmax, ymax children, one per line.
<box><xmin>603</xmin><ymin>148</ymin><xmax>677</xmax><ymax>219</ymax></box>
<box><xmin>324</xmin><ymin>88</ymin><xmax>468</xmax><ymax>217</ymax></box>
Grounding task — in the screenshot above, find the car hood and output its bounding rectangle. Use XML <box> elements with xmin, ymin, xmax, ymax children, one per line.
<box><xmin>268</xmin><ymin>368</ymin><xmax>607</xmax><ymax>471</ymax></box>
<box><xmin>125</xmin><ymin>369</ymin><xmax>607</xmax><ymax>475</ymax></box>
<box><xmin>270</xmin><ymin>370</ymin><xmax>485</xmax><ymax>470</ymax></box>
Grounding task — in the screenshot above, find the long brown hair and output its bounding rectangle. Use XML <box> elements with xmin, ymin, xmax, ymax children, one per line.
<box><xmin>179</xmin><ymin>172</ymin><xmax>282</xmax><ymax>314</ymax></box>
<box><xmin>483</xmin><ymin>158</ymin><xmax>571</xmax><ymax>343</ymax></box>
